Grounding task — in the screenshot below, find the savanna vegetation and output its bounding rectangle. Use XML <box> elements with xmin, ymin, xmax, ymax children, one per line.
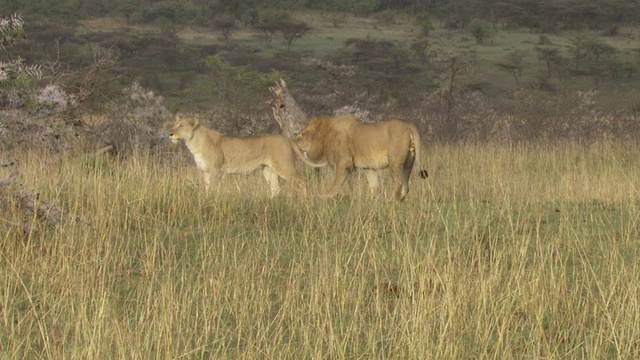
<box><xmin>2</xmin><ymin>1</ymin><xmax>640</xmax><ymax>358</ymax></box>
<box><xmin>1</xmin><ymin>0</ymin><xmax>640</xmax><ymax>151</ymax></box>
<box><xmin>2</xmin><ymin>143</ymin><xmax>640</xmax><ymax>358</ymax></box>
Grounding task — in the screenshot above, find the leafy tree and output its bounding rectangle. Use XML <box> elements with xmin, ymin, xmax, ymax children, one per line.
<box><xmin>432</xmin><ymin>51</ymin><xmax>470</xmax><ymax>141</ymax></box>
<box><xmin>133</xmin><ymin>1</ymin><xmax>196</xmax><ymax>25</ymax></box>
<box><xmin>441</xmin><ymin>2</ymin><xmax>472</xmax><ymax>30</ymax></box>
<box><xmin>203</xmin><ymin>55</ymin><xmax>282</xmax><ymax>133</ymax></box>
<box><xmin>568</xmin><ymin>36</ymin><xmax>590</xmax><ymax>71</ymax></box>
<box><xmin>250</xmin><ymin>12</ymin><xmax>311</xmax><ymax>51</ymax></box>
<box><xmin>116</xmin><ymin>4</ymin><xmax>139</xmax><ymax>24</ymax></box>
<box><xmin>304</xmin><ymin>0</ymin><xmax>376</xmax><ymax>15</ymax></box>
<box><xmin>250</xmin><ymin>9</ymin><xmax>283</xmax><ymax>46</ymax></box>
<box><xmin>410</xmin><ymin>38</ymin><xmax>432</xmax><ymax>64</ymax></box>
<box><xmin>586</xmin><ymin>40</ymin><xmax>616</xmax><ymax>63</ymax></box>
<box><xmin>342</xmin><ymin>38</ymin><xmax>413</xmax><ymax>85</ymax></box>
<box><xmin>467</xmin><ymin>19</ymin><xmax>494</xmax><ymax>45</ymax></box>
<box><xmin>414</xmin><ymin>12</ymin><xmax>434</xmax><ymax>37</ymax></box>
<box><xmin>212</xmin><ymin>14</ymin><xmax>237</xmax><ymax>43</ymax></box>
<box><xmin>498</xmin><ymin>50</ymin><xmax>527</xmax><ymax>84</ymax></box>
<box><xmin>535</xmin><ymin>46</ymin><xmax>564</xmax><ymax>78</ymax></box>
<box><xmin>277</xmin><ymin>19</ymin><xmax>312</xmax><ymax>52</ymax></box>
<box><xmin>0</xmin><ymin>14</ymin><xmax>42</xmax><ymax>105</ymax></box>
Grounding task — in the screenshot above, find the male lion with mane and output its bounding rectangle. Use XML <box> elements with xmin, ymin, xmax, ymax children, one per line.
<box><xmin>169</xmin><ymin>114</ymin><xmax>308</xmax><ymax>197</ymax></box>
<box><xmin>295</xmin><ymin>115</ymin><xmax>427</xmax><ymax>201</ymax></box>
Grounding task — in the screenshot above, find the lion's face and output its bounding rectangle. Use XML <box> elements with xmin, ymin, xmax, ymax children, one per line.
<box><xmin>294</xmin><ymin>121</ymin><xmax>322</xmax><ymax>160</ymax></box>
<box><xmin>169</xmin><ymin>115</ymin><xmax>198</xmax><ymax>143</ymax></box>
<box><xmin>295</xmin><ymin>116</ymin><xmax>358</xmax><ymax>162</ymax></box>
<box><xmin>294</xmin><ymin>128</ymin><xmax>313</xmax><ymax>153</ymax></box>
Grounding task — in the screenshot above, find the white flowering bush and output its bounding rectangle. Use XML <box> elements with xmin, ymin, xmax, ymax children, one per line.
<box><xmin>334</xmin><ymin>104</ymin><xmax>379</xmax><ymax>123</ymax></box>
<box><xmin>91</xmin><ymin>82</ymin><xmax>170</xmax><ymax>156</ymax></box>
<box><xmin>0</xmin><ymin>15</ymin><xmax>74</xmax><ymax>153</ymax></box>
<box><xmin>33</xmin><ymin>84</ymin><xmax>77</xmax><ymax>113</ymax></box>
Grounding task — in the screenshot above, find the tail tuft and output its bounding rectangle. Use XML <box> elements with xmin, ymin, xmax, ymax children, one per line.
<box><xmin>418</xmin><ymin>169</ymin><xmax>428</xmax><ymax>179</ymax></box>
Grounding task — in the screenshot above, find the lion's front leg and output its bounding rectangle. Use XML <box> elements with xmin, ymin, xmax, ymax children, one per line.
<box><xmin>326</xmin><ymin>158</ymin><xmax>353</xmax><ymax>198</ymax></box>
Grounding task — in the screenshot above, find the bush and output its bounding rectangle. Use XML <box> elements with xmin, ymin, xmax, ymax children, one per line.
<box><xmin>133</xmin><ymin>1</ymin><xmax>198</xmax><ymax>25</ymax></box>
<box><xmin>467</xmin><ymin>19</ymin><xmax>495</xmax><ymax>45</ymax></box>
<box><xmin>90</xmin><ymin>82</ymin><xmax>170</xmax><ymax>156</ymax></box>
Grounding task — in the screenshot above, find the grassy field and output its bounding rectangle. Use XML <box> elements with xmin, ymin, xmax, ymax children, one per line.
<box><xmin>2</xmin><ymin>141</ymin><xmax>640</xmax><ymax>358</ymax></box>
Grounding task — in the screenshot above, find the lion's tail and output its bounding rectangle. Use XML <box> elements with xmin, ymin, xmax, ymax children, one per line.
<box><xmin>409</xmin><ymin>125</ymin><xmax>428</xmax><ymax>179</ymax></box>
<box><xmin>289</xmin><ymin>139</ymin><xmax>328</xmax><ymax>168</ymax></box>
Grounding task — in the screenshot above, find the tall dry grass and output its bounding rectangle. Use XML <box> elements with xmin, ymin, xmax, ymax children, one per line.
<box><xmin>2</xmin><ymin>141</ymin><xmax>640</xmax><ymax>358</ymax></box>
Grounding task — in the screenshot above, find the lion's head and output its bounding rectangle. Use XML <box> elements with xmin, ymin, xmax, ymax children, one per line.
<box><xmin>294</xmin><ymin>119</ymin><xmax>322</xmax><ymax>160</ymax></box>
<box><xmin>169</xmin><ymin>114</ymin><xmax>199</xmax><ymax>144</ymax></box>
<box><xmin>295</xmin><ymin>115</ymin><xmax>358</xmax><ymax>162</ymax></box>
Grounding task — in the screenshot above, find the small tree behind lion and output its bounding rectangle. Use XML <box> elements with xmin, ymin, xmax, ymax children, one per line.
<box><xmin>200</xmin><ymin>55</ymin><xmax>282</xmax><ymax>135</ymax></box>
<box><xmin>267</xmin><ymin>78</ymin><xmax>307</xmax><ymax>138</ymax></box>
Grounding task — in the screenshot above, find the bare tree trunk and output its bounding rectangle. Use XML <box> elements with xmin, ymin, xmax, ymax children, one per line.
<box><xmin>268</xmin><ymin>79</ymin><xmax>307</xmax><ymax>138</ymax></box>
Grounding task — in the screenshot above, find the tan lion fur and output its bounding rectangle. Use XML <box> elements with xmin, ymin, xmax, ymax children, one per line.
<box><xmin>294</xmin><ymin>114</ymin><xmax>426</xmax><ymax>201</ymax></box>
<box><xmin>169</xmin><ymin>114</ymin><xmax>306</xmax><ymax>197</ymax></box>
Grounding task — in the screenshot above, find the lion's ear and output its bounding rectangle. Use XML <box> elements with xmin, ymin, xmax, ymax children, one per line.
<box><xmin>189</xmin><ymin>117</ymin><xmax>199</xmax><ymax>128</ymax></box>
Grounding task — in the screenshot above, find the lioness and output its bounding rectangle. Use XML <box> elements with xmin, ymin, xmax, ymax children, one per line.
<box><xmin>169</xmin><ymin>114</ymin><xmax>307</xmax><ymax>197</ymax></box>
<box><xmin>295</xmin><ymin>115</ymin><xmax>427</xmax><ymax>201</ymax></box>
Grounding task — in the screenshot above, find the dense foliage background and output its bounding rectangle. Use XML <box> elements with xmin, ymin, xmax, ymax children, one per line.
<box><xmin>2</xmin><ymin>0</ymin><xmax>640</xmax><ymax>154</ymax></box>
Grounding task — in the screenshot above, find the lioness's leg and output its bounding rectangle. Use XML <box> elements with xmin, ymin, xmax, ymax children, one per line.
<box><xmin>273</xmin><ymin>162</ymin><xmax>307</xmax><ymax>194</ymax></box>
<box><xmin>203</xmin><ymin>169</ymin><xmax>222</xmax><ymax>193</ymax></box>
<box><xmin>202</xmin><ymin>171</ymin><xmax>212</xmax><ymax>192</ymax></box>
<box><xmin>263</xmin><ymin>167</ymin><xmax>281</xmax><ymax>198</ymax></box>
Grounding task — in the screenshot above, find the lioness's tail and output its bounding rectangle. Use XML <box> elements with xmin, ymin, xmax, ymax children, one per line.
<box><xmin>409</xmin><ymin>124</ymin><xmax>428</xmax><ymax>179</ymax></box>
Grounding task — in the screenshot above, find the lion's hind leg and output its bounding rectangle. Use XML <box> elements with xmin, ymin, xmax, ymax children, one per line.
<box><xmin>262</xmin><ymin>166</ymin><xmax>281</xmax><ymax>198</ymax></box>
<box><xmin>389</xmin><ymin>145</ymin><xmax>415</xmax><ymax>202</ymax></box>
<box><xmin>325</xmin><ymin>158</ymin><xmax>353</xmax><ymax>198</ymax></box>
<box><xmin>399</xmin><ymin>147</ymin><xmax>416</xmax><ymax>201</ymax></box>
<box><xmin>392</xmin><ymin>169</ymin><xmax>409</xmax><ymax>201</ymax></box>
<box><xmin>364</xmin><ymin>169</ymin><xmax>380</xmax><ymax>197</ymax></box>
<box><xmin>400</xmin><ymin>148</ymin><xmax>416</xmax><ymax>201</ymax></box>
<box><xmin>388</xmin><ymin>137</ymin><xmax>416</xmax><ymax>201</ymax></box>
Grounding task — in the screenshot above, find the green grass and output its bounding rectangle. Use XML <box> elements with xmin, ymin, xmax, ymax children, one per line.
<box><xmin>2</xmin><ymin>142</ymin><xmax>640</xmax><ymax>358</ymax></box>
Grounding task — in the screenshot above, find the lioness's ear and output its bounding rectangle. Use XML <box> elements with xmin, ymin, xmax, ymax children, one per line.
<box><xmin>188</xmin><ymin>117</ymin><xmax>199</xmax><ymax>128</ymax></box>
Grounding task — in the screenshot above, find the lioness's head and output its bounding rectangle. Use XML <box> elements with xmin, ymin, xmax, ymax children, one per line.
<box><xmin>169</xmin><ymin>114</ymin><xmax>199</xmax><ymax>143</ymax></box>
